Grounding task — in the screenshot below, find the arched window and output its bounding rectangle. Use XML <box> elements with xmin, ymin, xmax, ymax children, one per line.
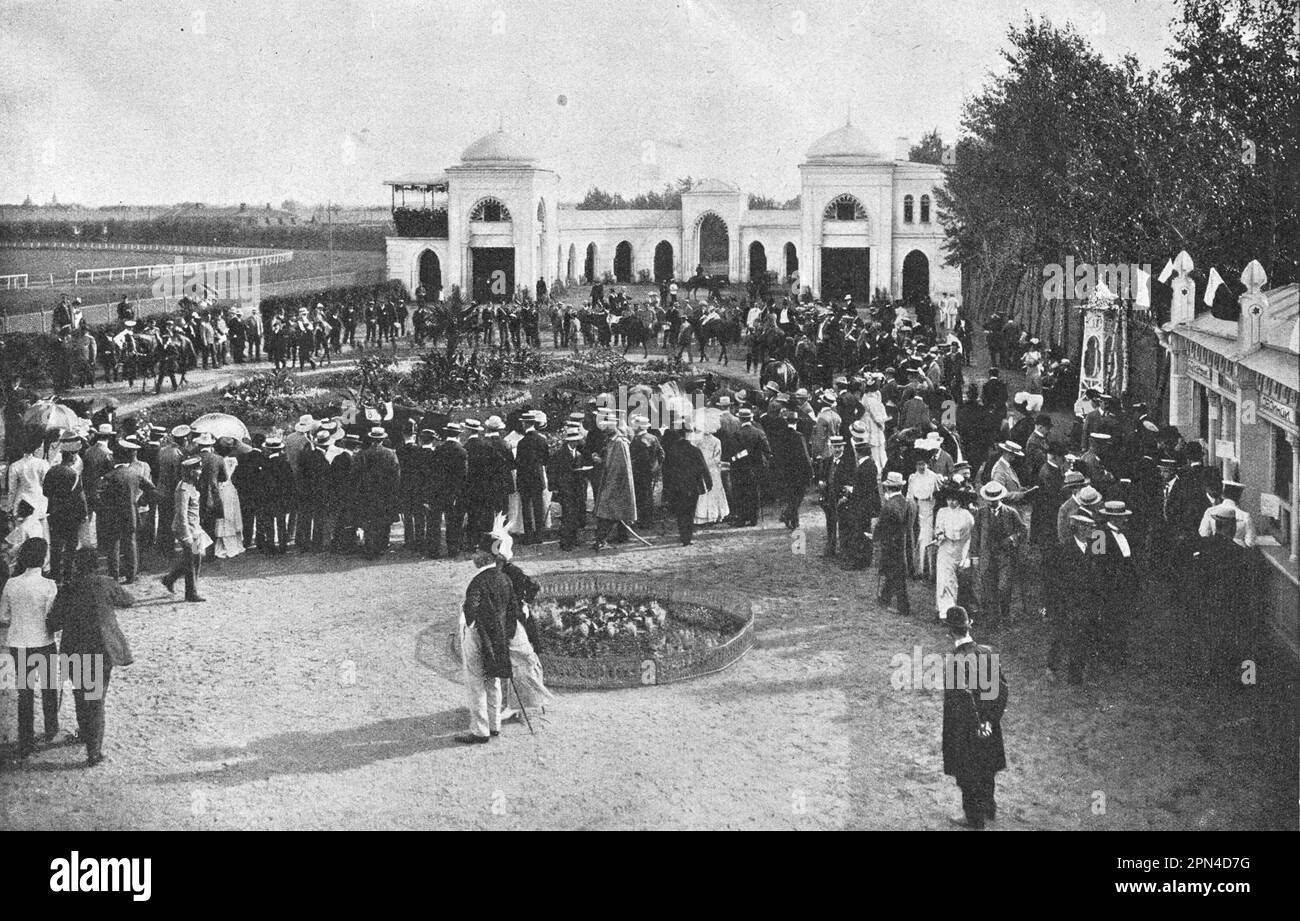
<box><xmin>903</xmin><ymin>195</ymin><xmax>914</xmax><ymax>224</ymax></box>
<box><xmin>824</xmin><ymin>193</ymin><xmax>867</xmax><ymax>221</ymax></box>
<box><xmin>470</xmin><ymin>197</ymin><xmax>511</xmax><ymax>222</ymax></box>
<box><xmin>920</xmin><ymin>194</ymin><xmax>931</xmax><ymax>223</ymax></box>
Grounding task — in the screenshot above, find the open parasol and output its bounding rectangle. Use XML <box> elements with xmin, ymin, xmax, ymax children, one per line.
<box><xmin>191</xmin><ymin>412</ymin><xmax>250</xmax><ymax>443</ymax></box>
<box><xmin>22</xmin><ymin>399</ymin><xmax>86</xmax><ymax>437</ymax></box>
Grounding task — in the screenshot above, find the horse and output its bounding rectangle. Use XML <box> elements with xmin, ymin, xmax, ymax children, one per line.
<box><xmin>684</xmin><ymin>272</ymin><xmax>726</xmax><ymax>301</ymax></box>
<box><xmin>760</xmin><ymin>358</ymin><xmax>799</xmax><ymax>393</ymax></box>
<box><xmin>610</xmin><ymin>313</ymin><xmax>651</xmax><ymax>359</ymax></box>
<box><xmin>685</xmin><ymin>311</ymin><xmax>737</xmax><ymax>365</ymax></box>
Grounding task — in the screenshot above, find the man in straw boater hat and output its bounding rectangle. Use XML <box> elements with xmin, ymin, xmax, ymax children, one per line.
<box><xmin>548</xmin><ymin>422</ymin><xmax>589</xmax><ymax>551</ymax></box>
<box><xmin>941</xmin><ymin>604</ymin><xmax>1009</xmax><ymax>829</ymax></box>
<box><xmin>1095</xmin><ymin>500</ymin><xmax>1139</xmax><ymax>670</ymax></box>
<box><xmin>970</xmin><ymin>481</ymin><xmax>1026</xmax><ymax>622</ymax></box>
<box><xmin>427</xmin><ymin>422</ymin><xmax>468</xmax><ymax>558</ymax></box>
<box><xmin>988</xmin><ymin>439</ymin><xmax>1031</xmax><ymax>504</ymax></box>
<box><xmin>875</xmin><ymin>471</ymin><xmax>911</xmax><ymax>615</ymax></box>
<box><xmin>357</xmin><ymin>425</ymin><xmax>401</xmax><ymax>559</ymax></box>
<box><xmin>727</xmin><ymin>407</ymin><xmax>771</xmax><ymax>528</ymax></box>
<box><xmin>1051</xmin><ymin>511</ymin><xmax>1103</xmax><ymax>683</ymax></box>
<box><xmin>1197</xmin><ymin>478</ymin><xmax>1255</xmax><ymax>548</ymax></box>
<box><xmin>833</xmin><ymin>421</ymin><xmax>881</xmax><ymax>571</ymax></box>
<box><xmin>818</xmin><ymin>433</ymin><xmax>846</xmax><ymax>558</ymax></box>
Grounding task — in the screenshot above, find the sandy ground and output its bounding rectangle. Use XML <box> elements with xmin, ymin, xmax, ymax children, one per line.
<box><xmin>0</xmin><ymin>510</ymin><xmax>1293</xmax><ymax>830</ymax></box>
<box><xmin>2</xmin><ymin>331</ymin><xmax>1294</xmax><ymax>830</ymax></box>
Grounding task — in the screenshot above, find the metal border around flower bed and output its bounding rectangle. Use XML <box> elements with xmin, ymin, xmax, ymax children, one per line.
<box><xmin>533</xmin><ymin>571</ymin><xmax>755</xmax><ymax>689</ymax></box>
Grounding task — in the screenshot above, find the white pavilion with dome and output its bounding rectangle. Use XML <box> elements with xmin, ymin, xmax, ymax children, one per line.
<box><xmin>384</xmin><ymin>120</ymin><xmax>957</xmax><ymax>305</ymax></box>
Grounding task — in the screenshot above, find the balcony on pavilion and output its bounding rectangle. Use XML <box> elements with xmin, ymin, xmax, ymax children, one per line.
<box><xmin>385</xmin><ymin>173</ymin><xmax>449</xmax><ymax>238</ymax></box>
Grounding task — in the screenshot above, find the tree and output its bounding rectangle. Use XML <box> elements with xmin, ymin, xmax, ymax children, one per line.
<box><xmin>909</xmin><ymin>129</ymin><xmax>945</xmax><ymax>164</ymax></box>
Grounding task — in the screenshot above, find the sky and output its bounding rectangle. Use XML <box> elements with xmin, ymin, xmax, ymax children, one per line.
<box><xmin>0</xmin><ymin>0</ymin><xmax>1181</xmax><ymax>206</ymax></box>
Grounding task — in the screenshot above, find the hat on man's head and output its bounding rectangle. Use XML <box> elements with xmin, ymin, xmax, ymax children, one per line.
<box><xmin>737</xmin><ymin>408</ymin><xmax>754</xmax><ymax>421</ymax></box>
<box><xmin>462</xmin><ymin>418</ymin><xmax>484</xmax><ymax>434</ymax></box>
<box><xmin>58</xmin><ymin>432</ymin><xmax>84</xmax><ymax>451</ymax></box>
<box><xmin>180</xmin><ymin>456</ymin><xmax>201</xmax><ymax>469</ymax></box>
<box><xmin>1100</xmin><ymin>500</ymin><xmax>1132</xmax><ymax>518</ymax></box>
<box><xmin>1070</xmin><ymin>511</ymin><xmax>1097</xmax><ymax>525</ymax></box>
<box><xmin>294</xmin><ymin>414</ymin><xmax>316</xmax><ymax>433</ymax></box>
<box><xmin>1063</xmin><ymin>470</ymin><xmax>1087</xmax><ymax>488</ymax></box>
<box><xmin>117</xmin><ymin>437</ymin><xmax>141</xmax><ymax>452</ymax></box>
<box><xmin>715</xmin><ymin>395</ymin><xmax>732</xmax><ymax>408</ymax></box>
<box><xmin>96</xmin><ymin>423</ymin><xmax>114</xmax><ymax>437</ymax></box>
<box><xmin>794</xmin><ymin>388</ymin><xmax>810</xmax><ymax>401</ymax></box>
<box><xmin>1089</xmin><ymin>432</ymin><xmax>1112</xmax><ymax>442</ymax></box>
<box><xmin>170</xmin><ymin>424</ymin><xmax>192</xmax><ymax>439</ymax></box>
<box><xmin>367</xmin><ymin>426</ymin><xmax>388</xmax><ymax>441</ymax></box>
<box><xmin>263</xmin><ymin>435</ymin><xmax>284</xmax><ymax>450</ymax></box>
<box><xmin>997</xmin><ymin>440</ymin><xmax>1025</xmax><ymax>456</ymax></box>
<box><xmin>828</xmin><ymin>434</ymin><xmax>845</xmax><ymax>447</ymax></box>
<box><xmin>945</xmin><ymin>605</ymin><xmax>972</xmax><ymax>631</ymax></box>
<box><xmin>980</xmin><ymin>481</ymin><xmax>1008</xmax><ymax>502</ymax></box>
<box><xmin>882</xmin><ymin>471</ymin><xmax>906</xmax><ymax>490</ymax></box>
<box><xmin>314</xmin><ymin>429</ymin><xmax>332</xmax><ymax>445</ymax></box>
<box><xmin>563</xmin><ymin>428</ymin><xmax>585</xmax><ymax>442</ymax></box>
<box><xmin>341</xmin><ymin>434</ymin><xmax>362</xmax><ymax>449</ymax></box>
<box><xmin>485</xmin><ymin>415</ymin><xmax>505</xmax><ymax>432</ymax></box>
<box><xmin>763</xmin><ymin>381</ymin><xmax>780</xmax><ymax>394</ymax></box>
<box><xmin>849</xmin><ymin>421</ymin><xmax>870</xmax><ymax>444</ymax></box>
<box><xmin>1077</xmin><ymin>486</ymin><xmax>1103</xmax><ymax>507</ymax></box>
<box><xmin>442</xmin><ymin>422</ymin><xmax>463</xmax><ymax>436</ymax></box>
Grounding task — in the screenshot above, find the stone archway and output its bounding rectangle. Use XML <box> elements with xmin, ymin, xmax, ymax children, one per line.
<box><xmin>418</xmin><ymin>249</ymin><xmax>442</xmax><ymax>296</ymax></box>
<box><xmin>748</xmin><ymin>241</ymin><xmax>767</xmax><ymax>281</ymax></box>
<box><xmin>614</xmin><ymin>241</ymin><xmax>634</xmax><ymax>283</ymax></box>
<box><xmin>902</xmin><ymin>250</ymin><xmax>930</xmax><ymax>304</ymax></box>
<box><xmin>654</xmin><ymin>240</ymin><xmax>674</xmax><ymax>282</ymax></box>
<box><xmin>696</xmin><ymin>212</ymin><xmax>729</xmax><ymax>277</ymax></box>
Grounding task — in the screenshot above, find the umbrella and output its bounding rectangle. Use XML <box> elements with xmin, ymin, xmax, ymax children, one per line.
<box><xmin>22</xmin><ymin>399</ymin><xmax>86</xmax><ymax>437</ymax></box>
<box><xmin>191</xmin><ymin>412</ymin><xmax>250</xmax><ymax>443</ymax></box>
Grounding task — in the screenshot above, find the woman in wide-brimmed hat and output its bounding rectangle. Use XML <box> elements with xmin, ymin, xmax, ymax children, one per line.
<box><xmin>932</xmin><ymin>482</ymin><xmax>976</xmax><ymax>622</ymax></box>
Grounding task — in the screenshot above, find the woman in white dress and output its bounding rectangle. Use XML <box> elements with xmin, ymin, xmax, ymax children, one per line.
<box><xmin>932</xmin><ymin>486</ymin><xmax>975</xmax><ymax>622</ymax></box>
<box><xmin>691</xmin><ymin>430</ymin><xmax>729</xmax><ymax>524</ymax></box>
<box><xmin>213</xmin><ymin>441</ymin><xmax>245</xmax><ymax>559</ymax></box>
<box><xmin>906</xmin><ymin>451</ymin><xmax>942</xmax><ymax>579</ymax></box>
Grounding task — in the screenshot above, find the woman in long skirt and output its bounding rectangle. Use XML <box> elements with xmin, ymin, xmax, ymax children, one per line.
<box><xmin>932</xmin><ymin>486</ymin><xmax>974</xmax><ymax>622</ymax></box>
<box><xmin>691</xmin><ymin>430</ymin><xmax>729</xmax><ymax>524</ymax></box>
<box><xmin>214</xmin><ymin>440</ymin><xmax>245</xmax><ymax>559</ymax></box>
<box><xmin>906</xmin><ymin>451</ymin><xmax>941</xmax><ymax>579</ymax></box>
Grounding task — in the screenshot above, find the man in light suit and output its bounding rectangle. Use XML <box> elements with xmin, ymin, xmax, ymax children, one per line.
<box><xmin>970</xmin><ymin>481</ymin><xmax>1026</xmax><ymax>622</ymax></box>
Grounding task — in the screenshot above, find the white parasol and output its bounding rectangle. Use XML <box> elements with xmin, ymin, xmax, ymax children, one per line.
<box><xmin>191</xmin><ymin>412</ymin><xmax>250</xmax><ymax>442</ymax></box>
<box><xmin>22</xmin><ymin>399</ymin><xmax>86</xmax><ymax>437</ymax></box>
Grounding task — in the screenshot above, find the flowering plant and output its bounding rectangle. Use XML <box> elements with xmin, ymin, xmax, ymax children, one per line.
<box><xmin>532</xmin><ymin>594</ymin><xmax>739</xmax><ymax>659</ymax></box>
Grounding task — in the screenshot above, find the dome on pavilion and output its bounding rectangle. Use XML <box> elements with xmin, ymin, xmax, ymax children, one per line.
<box><xmin>461</xmin><ymin>128</ymin><xmax>538</xmax><ymax>165</ymax></box>
<box><xmin>805</xmin><ymin>121</ymin><xmax>886</xmax><ymax>164</ymax></box>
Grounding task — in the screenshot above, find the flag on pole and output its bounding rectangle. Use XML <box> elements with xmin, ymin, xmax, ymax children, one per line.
<box><xmin>1158</xmin><ymin>259</ymin><xmax>1174</xmax><ymax>284</ymax></box>
<box><xmin>1204</xmin><ymin>267</ymin><xmax>1225</xmax><ymax>306</ymax></box>
<box><xmin>1134</xmin><ymin>266</ymin><xmax>1151</xmax><ymax>308</ymax></box>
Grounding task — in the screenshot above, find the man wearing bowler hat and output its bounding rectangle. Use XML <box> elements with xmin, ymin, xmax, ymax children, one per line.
<box><xmin>942</xmin><ymin>604</ymin><xmax>1009</xmax><ymax>829</ymax></box>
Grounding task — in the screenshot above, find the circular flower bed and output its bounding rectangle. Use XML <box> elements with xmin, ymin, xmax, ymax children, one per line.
<box><xmin>530</xmin><ymin>572</ymin><xmax>754</xmax><ymax>688</ymax></box>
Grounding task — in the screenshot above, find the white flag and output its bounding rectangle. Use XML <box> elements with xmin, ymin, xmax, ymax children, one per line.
<box><xmin>1204</xmin><ymin>267</ymin><xmax>1225</xmax><ymax>306</ymax></box>
<box><xmin>1158</xmin><ymin>259</ymin><xmax>1174</xmax><ymax>284</ymax></box>
<box><xmin>1134</xmin><ymin>267</ymin><xmax>1151</xmax><ymax>308</ymax></box>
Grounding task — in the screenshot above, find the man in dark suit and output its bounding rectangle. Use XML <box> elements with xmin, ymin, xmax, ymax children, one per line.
<box><xmin>356</xmin><ymin>426</ymin><xmax>401</xmax><ymax>559</ymax></box>
<box><xmin>1054</xmin><ymin>511</ymin><xmax>1102</xmax><ymax>683</ymax></box>
<box><xmin>876</xmin><ymin>471</ymin><xmax>911</xmax><ymax>614</ymax></box>
<box><xmin>43</xmin><ymin>435</ymin><xmax>88</xmax><ymax>584</ymax></box>
<box><xmin>980</xmin><ymin>369</ymin><xmax>1007</xmax><ymax>417</ymax></box>
<box><xmin>728</xmin><ymin>408</ymin><xmax>771</xmax><ymax>527</ymax></box>
<box><xmin>193</xmin><ymin>431</ymin><xmax>226</xmax><ymax>560</ymax></box>
<box><xmin>970</xmin><ymin>481</ymin><xmax>1026</xmax><ymax>622</ymax></box>
<box><xmin>1095</xmin><ymin>501</ymin><xmax>1139</xmax><ymax>669</ymax></box>
<box><xmin>770</xmin><ymin>409</ymin><xmax>813</xmax><ymax>530</ymax></box>
<box><xmin>661</xmin><ymin>423</ymin><xmax>712</xmax><ymax>546</ymax></box>
<box><xmin>457</xmin><ymin>535</ymin><xmax>518</xmax><ymax>744</ymax></box>
<box><xmin>396</xmin><ymin>420</ymin><xmax>424</xmax><ymax>553</ymax></box>
<box><xmin>515</xmin><ymin>411</ymin><xmax>550</xmax><ymax>544</ymax></box>
<box><xmin>429</xmin><ymin>423</ymin><xmax>468</xmax><ymax>557</ymax></box>
<box><xmin>155</xmin><ymin>425</ymin><xmax>188</xmax><ymax>556</ymax></box>
<box><xmin>942</xmin><ymin>605</ymin><xmax>1009</xmax><ymax>829</ymax></box>
<box><xmin>259</xmin><ymin>437</ymin><xmax>294</xmax><ymax>553</ymax></box>
<box><xmin>548</xmin><ymin>427</ymin><xmax>588</xmax><ymax>551</ymax></box>
<box><xmin>231</xmin><ymin>434</ymin><xmax>266</xmax><ymax>549</ymax></box>
<box><xmin>327</xmin><ymin>434</ymin><xmax>361</xmax><ymax>553</ymax></box>
<box><xmin>295</xmin><ymin>429</ymin><xmax>332</xmax><ymax>552</ymax></box>
<box><xmin>833</xmin><ymin>426</ymin><xmax>881</xmax><ymax>570</ymax></box>
<box><xmin>96</xmin><ymin>438</ymin><xmax>156</xmax><ymax>584</ymax></box>
<box><xmin>819</xmin><ymin>435</ymin><xmax>846</xmax><ymax>558</ymax></box>
<box><xmin>629</xmin><ymin>415</ymin><xmax>663</xmax><ymax>530</ymax></box>
<box><xmin>48</xmin><ymin>549</ymin><xmax>135</xmax><ymax>767</ymax></box>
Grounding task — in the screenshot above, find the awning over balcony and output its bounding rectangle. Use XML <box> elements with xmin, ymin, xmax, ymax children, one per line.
<box><xmin>384</xmin><ymin>172</ymin><xmax>450</xmax><ymax>191</ymax></box>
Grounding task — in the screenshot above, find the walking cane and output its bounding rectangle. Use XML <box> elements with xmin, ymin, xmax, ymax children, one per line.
<box><xmin>509</xmin><ymin>677</ymin><xmax>535</xmax><ymax>735</ymax></box>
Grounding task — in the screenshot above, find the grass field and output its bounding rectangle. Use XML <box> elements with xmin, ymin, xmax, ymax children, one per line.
<box><xmin>0</xmin><ymin>247</ymin><xmax>384</xmax><ymax>316</ymax></box>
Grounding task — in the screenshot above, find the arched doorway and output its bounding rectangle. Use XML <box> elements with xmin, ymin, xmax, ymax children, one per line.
<box><xmin>902</xmin><ymin>250</ymin><xmax>930</xmax><ymax>304</ymax></box>
<box><xmin>697</xmin><ymin>213</ymin><xmax>729</xmax><ymax>277</ymax></box>
<box><xmin>654</xmin><ymin>240</ymin><xmax>674</xmax><ymax>282</ymax></box>
<box><xmin>418</xmin><ymin>249</ymin><xmax>442</xmax><ymax>296</ymax></box>
<box><xmin>614</xmin><ymin>241</ymin><xmax>634</xmax><ymax>283</ymax></box>
<box><xmin>748</xmin><ymin>241</ymin><xmax>767</xmax><ymax>281</ymax></box>
<box><xmin>584</xmin><ymin>243</ymin><xmax>597</xmax><ymax>282</ymax></box>
<box><xmin>784</xmin><ymin>242</ymin><xmax>798</xmax><ymax>279</ymax></box>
